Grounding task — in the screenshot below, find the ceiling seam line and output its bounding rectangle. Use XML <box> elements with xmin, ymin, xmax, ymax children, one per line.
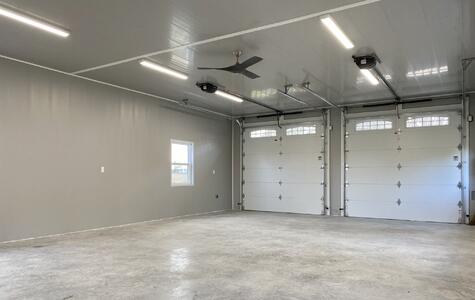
<box><xmin>72</xmin><ymin>0</ymin><xmax>381</xmax><ymax>74</ymax></box>
<box><xmin>0</xmin><ymin>53</ymin><xmax>232</xmax><ymax>119</ymax></box>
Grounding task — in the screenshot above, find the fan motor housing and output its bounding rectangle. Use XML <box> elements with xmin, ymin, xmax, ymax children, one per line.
<box><xmin>196</xmin><ymin>82</ymin><xmax>218</xmax><ymax>93</ymax></box>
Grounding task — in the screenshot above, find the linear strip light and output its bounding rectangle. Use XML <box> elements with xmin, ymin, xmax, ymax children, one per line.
<box><xmin>215</xmin><ymin>90</ymin><xmax>244</xmax><ymax>103</ymax></box>
<box><xmin>140</xmin><ymin>60</ymin><xmax>188</xmax><ymax>80</ymax></box>
<box><xmin>320</xmin><ymin>15</ymin><xmax>354</xmax><ymax>49</ymax></box>
<box><xmin>0</xmin><ymin>5</ymin><xmax>70</xmax><ymax>37</ymax></box>
<box><xmin>360</xmin><ymin>69</ymin><xmax>379</xmax><ymax>85</ymax></box>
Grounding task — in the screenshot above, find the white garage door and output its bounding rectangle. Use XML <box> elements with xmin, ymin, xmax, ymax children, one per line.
<box><xmin>243</xmin><ymin>122</ymin><xmax>325</xmax><ymax>214</ymax></box>
<box><xmin>345</xmin><ymin>111</ymin><xmax>463</xmax><ymax>223</ymax></box>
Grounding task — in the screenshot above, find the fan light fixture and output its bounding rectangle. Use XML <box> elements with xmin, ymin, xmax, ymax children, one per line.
<box><xmin>215</xmin><ymin>90</ymin><xmax>244</xmax><ymax>103</ymax></box>
<box><xmin>320</xmin><ymin>15</ymin><xmax>354</xmax><ymax>49</ymax></box>
<box><xmin>360</xmin><ymin>69</ymin><xmax>379</xmax><ymax>86</ymax></box>
<box><xmin>0</xmin><ymin>5</ymin><xmax>69</xmax><ymax>37</ymax></box>
<box><xmin>140</xmin><ymin>60</ymin><xmax>188</xmax><ymax>80</ymax></box>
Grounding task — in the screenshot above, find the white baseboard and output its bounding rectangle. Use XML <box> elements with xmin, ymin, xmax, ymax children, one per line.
<box><xmin>0</xmin><ymin>209</ymin><xmax>229</xmax><ymax>245</ymax></box>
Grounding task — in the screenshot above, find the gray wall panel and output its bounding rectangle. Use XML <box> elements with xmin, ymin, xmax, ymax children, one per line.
<box><xmin>0</xmin><ymin>58</ymin><xmax>232</xmax><ymax>242</ymax></box>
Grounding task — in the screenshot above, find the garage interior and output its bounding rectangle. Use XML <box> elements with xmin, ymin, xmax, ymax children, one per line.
<box><xmin>0</xmin><ymin>0</ymin><xmax>475</xmax><ymax>299</ymax></box>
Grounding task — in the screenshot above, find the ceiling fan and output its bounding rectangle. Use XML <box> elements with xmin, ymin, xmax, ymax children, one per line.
<box><xmin>197</xmin><ymin>50</ymin><xmax>263</xmax><ymax>79</ymax></box>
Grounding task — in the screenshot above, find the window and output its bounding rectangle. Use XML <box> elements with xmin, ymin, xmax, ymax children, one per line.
<box><xmin>356</xmin><ymin>120</ymin><xmax>392</xmax><ymax>131</ymax></box>
<box><xmin>171</xmin><ymin>140</ymin><xmax>193</xmax><ymax>186</ymax></box>
<box><xmin>286</xmin><ymin>125</ymin><xmax>317</xmax><ymax>136</ymax></box>
<box><xmin>406</xmin><ymin>115</ymin><xmax>449</xmax><ymax>128</ymax></box>
<box><xmin>250</xmin><ymin>129</ymin><xmax>277</xmax><ymax>138</ymax></box>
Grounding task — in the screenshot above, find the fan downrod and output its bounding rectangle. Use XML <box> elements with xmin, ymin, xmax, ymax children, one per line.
<box><xmin>233</xmin><ymin>50</ymin><xmax>243</xmax><ymax>63</ymax></box>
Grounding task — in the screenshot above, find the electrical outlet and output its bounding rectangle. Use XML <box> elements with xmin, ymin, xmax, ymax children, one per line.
<box><xmin>100</xmin><ymin>166</ymin><xmax>105</xmax><ymax>173</ymax></box>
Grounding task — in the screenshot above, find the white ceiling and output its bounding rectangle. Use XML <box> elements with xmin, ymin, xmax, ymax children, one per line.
<box><xmin>0</xmin><ymin>0</ymin><xmax>473</xmax><ymax>117</ymax></box>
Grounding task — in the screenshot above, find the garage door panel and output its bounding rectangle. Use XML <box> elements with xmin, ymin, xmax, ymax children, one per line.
<box><xmin>347</xmin><ymin>150</ymin><xmax>399</xmax><ymax>167</ymax></box>
<box><xmin>282</xmin><ymin>167</ymin><xmax>322</xmax><ymax>183</ymax></box>
<box><xmin>282</xmin><ymin>183</ymin><xmax>322</xmax><ymax>197</ymax></box>
<box><xmin>346</xmin><ymin>200</ymin><xmax>405</xmax><ymax>220</ymax></box>
<box><xmin>244</xmin><ymin>168</ymin><xmax>281</xmax><ymax>182</ymax></box>
<box><xmin>400</xmin><ymin>129</ymin><xmax>460</xmax><ymax>148</ymax></box>
<box><xmin>244</xmin><ymin>153</ymin><xmax>280</xmax><ymax>169</ymax></box>
<box><xmin>347</xmin><ymin>132</ymin><xmax>397</xmax><ymax>150</ymax></box>
<box><xmin>244</xmin><ymin>182</ymin><xmax>280</xmax><ymax>197</ymax></box>
<box><xmin>244</xmin><ymin>138</ymin><xmax>280</xmax><ymax>153</ymax></box>
<box><xmin>244</xmin><ymin>196</ymin><xmax>285</xmax><ymax>212</ymax></box>
<box><xmin>282</xmin><ymin>183</ymin><xmax>323</xmax><ymax>214</ymax></box>
<box><xmin>397</xmin><ymin>202</ymin><xmax>460</xmax><ymax>223</ymax></box>
<box><xmin>282</xmin><ymin>136</ymin><xmax>322</xmax><ymax>152</ymax></box>
<box><xmin>345</xmin><ymin>111</ymin><xmax>462</xmax><ymax>223</ymax></box>
<box><xmin>400</xmin><ymin>185</ymin><xmax>460</xmax><ymax>203</ymax></box>
<box><xmin>243</xmin><ymin>121</ymin><xmax>324</xmax><ymax>215</ymax></box>
<box><xmin>282</xmin><ymin>153</ymin><xmax>323</xmax><ymax>168</ymax></box>
<box><xmin>347</xmin><ymin>184</ymin><xmax>399</xmax><ymax>202</ymax></box>
<box><xmin>400</xmin><ymin>167</ymin><xmax>460</xmax><ymax>184</ymax></box>
<box><xmin>283</xmin><ymin>199</ymin><xmax>323</xmax><ymax>215</ymax></box>
<box><xmin>399</xmin><ymin>149</ymin><xmax>460</xmax><ymax>166</ymax></box>
<box><xmin>347</xmin><ymin>167</ymin><xmax>399</xmax><ymax>184</ymax></box>
<box><xmin>244</xmin><ymin>142</ymin><xmax>279</xmax><ymax>154</ymax></box>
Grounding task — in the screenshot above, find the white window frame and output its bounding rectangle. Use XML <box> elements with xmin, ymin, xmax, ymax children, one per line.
<box><xmin>170</xmin><ymin>139</ymin><xmax>194</xmax><ymax>187</ymax></box>
<box><xmin>355</xmin><ymin>119</ymin><xmax>393</xmax><ymax>131</ymax></box>
<box><xmin>249</xmin><ymin>128</ymin><xmax>277</xmax><ymax>138</ymax></box>
<box><xmin>285</xmin><ymin>125</ymin><xmax>317</xmax><ymax>136</ymax></box>
<box><xmin>405</xmin><ymin>115</ymin><xmax>450</xmax><ymax>128</ymax></box>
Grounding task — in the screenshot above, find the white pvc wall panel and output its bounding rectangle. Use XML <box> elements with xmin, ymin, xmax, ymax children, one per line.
<box><xmin>243</xmin><ymin>122</ymin><xmax>324</xmax><ymax>214</ymax></box>
<box><xmin>346</xmin><ymin>111</ymin><xmax>462</xmax><ymax>223</ymax></box>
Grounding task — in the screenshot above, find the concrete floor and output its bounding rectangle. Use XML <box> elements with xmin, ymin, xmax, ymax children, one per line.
<box><xmin>1</xmin><ymin>211</ymin><xmax>475</xmax><ymax>300</ymax></box>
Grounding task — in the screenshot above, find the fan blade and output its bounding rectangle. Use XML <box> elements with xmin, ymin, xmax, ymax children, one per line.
<box><xmin>197</xmin><ymin>67</ymin><xmax>222</xmax><ymax>70</ymax></box>
<box><xmin>241</xmin><ymin>70</ymin><xmax>260</xmax><ymax>79</ymax></box>
<box><xmin>237</xmin><ymin>56</ymin><xmax>263</xmax><ymax>70</ymax></box>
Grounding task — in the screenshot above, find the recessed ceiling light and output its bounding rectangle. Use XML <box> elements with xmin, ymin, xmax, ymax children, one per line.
<box><xmin>320</xmin><ymin>15</ymin><xmax>354</xmax><ymax>49</ymax></box>
<box><xmin>140</xmin><ymin>60</ymin><xmax>188</xmax><ymax>80</ymax></box>
<box><xmin>0</xmin><ymin>5</ymin><xmax>69</xmax><ymax>37</ymax></box>
<box><xmin>215</xmin><ymin>90</ymin><xmax>244</xmax><ymax>103</ymax></box>
<box><xmin>360</xmin><ymin>69</ymin><xmax>379</xmax><ymax>85</ymax></box>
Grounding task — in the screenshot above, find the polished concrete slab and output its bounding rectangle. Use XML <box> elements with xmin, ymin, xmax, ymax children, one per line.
<box><xmin>1</xmin><ymin>211</ymin><xmax>474</xmax><ymax>299</ymax></box>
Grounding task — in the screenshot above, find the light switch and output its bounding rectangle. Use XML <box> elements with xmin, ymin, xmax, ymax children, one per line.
<box><xmin>212</xmin><ymin>170</ymin><xmax>216</xmax><ymax>175</ymax></box>
<box><xmin>100</xmin><ymin>166</ymin><xmax>105</xmax><ymax>173</ymax></box>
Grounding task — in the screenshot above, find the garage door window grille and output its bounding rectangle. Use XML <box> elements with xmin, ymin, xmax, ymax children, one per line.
<box><xmin>355</xmin><ymin>120</ymin><xmax>392</xmax><ymax>131</ymax></box>
<box><xmin>406</xmin><ymin>115</ymin><xmax>449</xmax><ymax>128</ymax></box>
<box><xmin>286</xmin><ymin>125</ymin><xmax>317</xmax><ymax>136</ymax></box>
<box><xmin>250</xmin><ymin>129</ymin><xmax>277</xmax><ymax>138</ymax></box>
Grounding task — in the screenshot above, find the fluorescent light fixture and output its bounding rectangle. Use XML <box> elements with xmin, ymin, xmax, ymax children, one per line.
<box><xmin>140</xmin><ymin>60</ymin><xmax>188</xmax><ymax>80</ymax></box>
<box><xmin>360</xmin><ymin>69</ymin><xmax>379</xmax><ymax>85</ymax></box>
<box><xmin>0</xmin><ymin>5</ymin><xmax>69</xmax><ymax>37</ymax></box>
<box><xmin>320</xmin><ymin>15</ymin><xmax>354</xmax><ymax>49</ymax></box>
<box><xmin>215</xmin><ymin>90</ymin><xmax>243</xmax><ymax>103</ymax></box>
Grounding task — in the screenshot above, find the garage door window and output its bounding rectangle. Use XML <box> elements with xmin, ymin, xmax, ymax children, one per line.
<box><xmin>171</xmin><ymin>140</ymin><xmax>194</xmax><ymax>186</ymax></box>
<box><xmin>406</xmin><ymin>115</ymin><xmax>449</xmax><ymax>128</ymax></box>
<box><xmin>356</xmin><ymin>120</ymin><xmax>392</xmax><ymax>131</ymax></box>
<box><xmin>250</xmin><ymin>129</ymin><xmax>277</xmax><ymax>138</ymax></box>
<box><xmin>286</xmin><ymin>125</ymin><xmax>317</xmax><ymax>136</ymax></box>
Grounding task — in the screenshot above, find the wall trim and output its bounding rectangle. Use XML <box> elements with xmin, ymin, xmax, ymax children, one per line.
<box><xmin>0</xmin><ymin>210</ymin><xmax>229</xmax><ymax>245</ymax></box>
